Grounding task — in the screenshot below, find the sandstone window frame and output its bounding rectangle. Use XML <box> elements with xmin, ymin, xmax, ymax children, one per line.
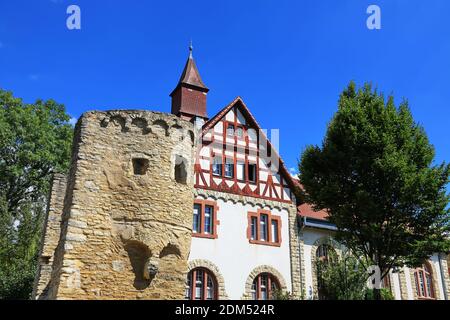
<box><xmin>192</xmin><ymin>199</ymin><xmax>219</xmax><ymax>239</ymax></box>
<box><xmin>247</xmin><ymin>209</ymin><xmax>282</xmax><ymax>247</ymax></box>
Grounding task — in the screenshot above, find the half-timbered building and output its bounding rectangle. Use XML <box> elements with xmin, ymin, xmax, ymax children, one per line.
<box><xmin>173</xmin><ymin>47</ymin><xmax>450</xmax><ymax>300</ymax></box>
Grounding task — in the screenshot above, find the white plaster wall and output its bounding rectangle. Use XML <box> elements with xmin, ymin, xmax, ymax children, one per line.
<box><xmin>189</xmin><ymin>197</ymin><xmax>292</xmax><ymax>299</ymax></box>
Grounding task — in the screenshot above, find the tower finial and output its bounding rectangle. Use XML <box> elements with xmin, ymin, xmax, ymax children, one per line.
<box><xmin>189</xmin><ymin>40</ymin><xmax>193</xmax><ymax>58</ymax></box>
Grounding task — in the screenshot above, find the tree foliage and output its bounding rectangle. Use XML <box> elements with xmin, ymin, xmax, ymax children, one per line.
<box><xmin>316</xmin><ymin>249</ymin><xmax>368</xmax><ymax>300</ymax></box>
<box><xmin>299</xmin><ymin>82</ymin><xmax>450</xmax><ymax>288</ymax></box>
<box><xmin>0</xmin><ymin>88</ymin><xmax>73</xmax><ymax>299</ymax></box>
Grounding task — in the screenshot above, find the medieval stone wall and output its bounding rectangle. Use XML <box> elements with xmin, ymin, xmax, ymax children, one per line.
<box><xmin>42</xmin><ymin>110</ymin><xmax>196</xmax><ymax>299</ymax></box>
<box><xmin>32</xmin><ymin>173</ymin><xmax>67</xmax><ymax>299</ymax></box>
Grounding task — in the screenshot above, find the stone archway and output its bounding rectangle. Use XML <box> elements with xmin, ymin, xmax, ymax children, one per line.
<box><xmin>187</xmin><ymin>259</ymin><xmax>229</xmax><ymax>300</ymax></box>
<box><xmin>242</xmin><ymin>265</ymin><xmax>287</xmax><ymax>300</ymax></box>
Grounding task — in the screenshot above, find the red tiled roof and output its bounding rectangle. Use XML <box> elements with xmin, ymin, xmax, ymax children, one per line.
<box><xmin>293</xmin><ymin>178</ymin><xmax>329</xmax><ymax>221</ymax></box>
<box><xmin>298</xmin><ymin>203</ymin><xmax>329</xmax><ymax>221</ymax></box>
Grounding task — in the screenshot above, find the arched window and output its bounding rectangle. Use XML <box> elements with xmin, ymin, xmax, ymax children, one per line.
<box><xmin>251</xmin><ymin>273</ymin><xmax>280</xmax><ymax>300</ymax></box>
<box><xmin>414</xmin><ymin>263</ymin><xmax>435</xmax><ymax>299</ymax></box>
<box><xmin>315</xmin><ymin>243</ymin><xmax>336</xmax><ymax>300</ymax></box>
<box><xmin>185</xmin><ymin>268</ymin><xmax>217</xmax><ymax>300</ymax></box>
<box><xmin>316</xmin><ymin>244</ymin><xmax>335</xmax><ymax>263</ymax></box>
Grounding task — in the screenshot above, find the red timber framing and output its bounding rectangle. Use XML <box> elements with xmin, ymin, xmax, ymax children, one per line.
<box><xmin>193</xmin><ymin>199</ymin><xmax>220</xmax><ymax>239</ymax></box>
<box><xmin>195</xmin><ymin>97</ymin><xmax>297</xmax><ymax>204</ymax></box>
<box><xmin>247</xmin><ymin>209</ymin><xmax>282</xmax><ymax>247</ymax></box>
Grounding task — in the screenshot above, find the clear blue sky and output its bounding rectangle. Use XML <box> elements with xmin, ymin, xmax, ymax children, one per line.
<box><xmin>1</xmin><ymin>0</ymin><xmax>449</xmax><ymax>175</ymax></box>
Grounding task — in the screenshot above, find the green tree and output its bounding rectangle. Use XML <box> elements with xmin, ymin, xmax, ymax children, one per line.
<box><xmin>316</xmin><ymin>249</ymin><xmax>368</xmax><ymax>300</ymax></box>
<box><xmin>0</xmin><ymin>88</ymin><xmax>73</xmax><ymax>299</ymax></box>
<box><xmin>299</xmin><ymin>82</ymin><xmax>450</xmax><ymax>299</ymax></box>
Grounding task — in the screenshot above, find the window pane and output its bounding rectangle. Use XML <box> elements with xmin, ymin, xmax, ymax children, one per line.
<box><xmin>225</xmin><ymin>160</ymin><xmax>234</xmax><ymax>178</ymax></box>
<box><xmin>236</xmin><ymin>127</ymin><xmax>244</xmax><ymax>138</ymax></box>
<box><xmin>212</xmin><ymin>157</ymin><xmax>222</xmax><ymax>176</ymax></box>
<box><xmin>204</xmin><ymin>205</ymin><xmax>213</xmax><ymax>234</ymax></box>
<box><xmin>185</xmin><ymin>272</ymin><xmax>192</xmax><ymax>299</ymax></box>
<box><xmin>261</xmin><ymin>288</ymin><xmax>267</xmax><ymax>300</ymax></box>
<box><xmin>251</xmin><ymin>217</ymin><xmax>257</xmax><ymax>240</ymax></box>
<box><xmin>195</xmin><ymin>270</ymin><xmax>203</xmax><ymax>300</ymax></box>
<box><xmin>237</xmin><ymin>162</ymin><xmax>245</xmax><ymax>180</ymax></box>
<box><xmin>260</xmin><ymin>215</ymin><xmax>268</xmax><ymax>241</ymax></box>
<box><xmin>415</xmin><ymin>273</ymin><xmax>420</xmax><ymax>296</ymax></box>
<box><xmin>193</xmin><ymin>204</ymin><xmax>201</xmax><ymax>233</ymax></box>
<box><xmin>251</xmin><ymin>279</ymin><xmax>257</xmax><ymax>300</ymax></box>
<box><xmin>419</xmin><ymin>271</ymin><xmax>425</xmax><ymax>296</ymax></box>
<box><xmin>227</xmin><ymin>124</ymin><xmax>235</xmax><ymax>136</ymax></box>
<box><xmin>248</xmin><ymin>164</ymin><xmax>256</xmax><ymax>182</ymax></box>
<box><xmin>207</xmin><ymin>275</ymin><xmax>214</xmax><ymax>300</ymax></box>
<box><xmin>271</xmin><ymin>220</ymin><xmax>278</xmax><ymax>243</ymax></box>
<box><xmin>426</xmin><ymin>274</ymin><xmax>433</xmax><ymax>298</ymax></box>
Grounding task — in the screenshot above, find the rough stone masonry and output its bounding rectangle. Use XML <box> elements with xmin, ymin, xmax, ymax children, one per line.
<box><xmin>33</xmin><ymin>110</ymin><xmax>196</xmax><ymax>299</ymax></box>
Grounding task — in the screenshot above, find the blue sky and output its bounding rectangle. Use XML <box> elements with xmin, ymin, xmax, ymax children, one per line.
<box><xmin>0</xmin><ymin>0</ymin><xmax>449</xmax><ymax>175</ymax></box>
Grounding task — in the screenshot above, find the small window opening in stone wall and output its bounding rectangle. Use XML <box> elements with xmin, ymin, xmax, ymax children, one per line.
<box><xmin>133</xmin><ymin>158</ymin><xmax>149</xmax><ymax>175</ymax></box>
<box><xmin>174</xmin><ymin>155</ymin><xmax>187</xmax><ymax>184</ymax></box>
<box><xmin>40</xmin><ymin>256</ymin><xmax>51</xmax><ymax>265</ymax></box>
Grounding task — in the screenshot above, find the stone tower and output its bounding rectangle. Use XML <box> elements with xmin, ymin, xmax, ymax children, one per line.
<box><xmin>33</xmin><ymin>110</ymin><xmax>196</xmax><ymax>299</ymax></box>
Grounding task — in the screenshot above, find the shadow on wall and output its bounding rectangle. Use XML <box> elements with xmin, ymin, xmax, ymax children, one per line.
<box><xmin>124</xmin><ymin>240</ymin><xmax>152</xmax><ymax>290</ymax></box>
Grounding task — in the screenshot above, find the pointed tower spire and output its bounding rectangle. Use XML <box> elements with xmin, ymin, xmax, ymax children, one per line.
<box><xmin>170</xmin><ymin>44</ymin><xmax>209</xmax><ymax>122</ymax></box>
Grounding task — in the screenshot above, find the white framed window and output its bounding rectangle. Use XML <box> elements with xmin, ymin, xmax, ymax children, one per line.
<box><xmin>271</xmin><ymin>220</ymin><xmax>279</xmax><ymax>243</ymax></box>
<box><xmin>237</xmin><ymin>161</ymin><xmax>245</xmax><ymax>180</ymax></box>
<box><xmin>252</xmin><ymin>273</ymin><xmax>279</xmax><ymax>300</ymax></box>
<box><xmin>204</xmin><ymin>205</ymin><xmax>213</xmax><ymax>234</ymax></box>
<box><xmin>260</xmin><ymin>214</ymin><xmax>268</xmax><ymax>241</ymax></box>
<box><xmin>250</xmin><ymin>216</ymin><xmax>257</xmax><ymax>240</ymax></box>
<box><xmin>186</xmin><ymin>268</ymin><xmax>218</xmax><ymax>300</ymax></box>
<box><xmin>193</xmin><ymin>203</ymin><xmax>201</xmax><ymax>233</ymax></box>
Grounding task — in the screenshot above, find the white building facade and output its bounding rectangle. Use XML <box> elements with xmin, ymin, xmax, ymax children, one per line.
<box><xmin>171</xmin><ymin>47</ymin><xmax>450</xmax><ymax>300</ymax></box>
